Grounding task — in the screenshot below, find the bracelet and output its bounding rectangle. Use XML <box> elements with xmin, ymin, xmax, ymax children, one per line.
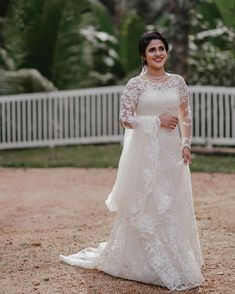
<box><xmin>182</xmin><ymin>144</ymin><xmax>191</xmax><ymax>150</ymax></box>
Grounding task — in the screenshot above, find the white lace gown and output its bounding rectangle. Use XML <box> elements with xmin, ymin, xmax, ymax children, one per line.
<box><xmin>59</xmin><ymin>73</ymin><xmax>204</xmax><ymax>291</ymax></box>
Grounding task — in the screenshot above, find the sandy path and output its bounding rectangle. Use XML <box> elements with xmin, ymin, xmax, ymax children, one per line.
<box><xmin>0</xmin><ymin>168</ymin><xmax>234</xmax><ymax>294</ymax></box>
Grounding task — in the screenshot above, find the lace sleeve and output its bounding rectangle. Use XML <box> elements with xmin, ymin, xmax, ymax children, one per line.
<box><xmin>178</xmin><ymin>76</ymin><xmax>192</xmax><ymax>149</ymax></box>
<box><xmin>119</xmin><ymin>78</ymin><xmax>140</xmax><ymax>129</ymax></box>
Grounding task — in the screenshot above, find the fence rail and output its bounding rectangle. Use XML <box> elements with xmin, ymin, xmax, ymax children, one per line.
<box><xmin>0</xmin><ymin>85</ymin><xmax>235</xmax><ymax>150</ymax></box>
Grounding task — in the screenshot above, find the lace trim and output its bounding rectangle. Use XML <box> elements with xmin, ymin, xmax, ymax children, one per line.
<box><xmin>129</xmin><ymin>115</ymin><xmax>160</xmax><ymax>216</ymax></box>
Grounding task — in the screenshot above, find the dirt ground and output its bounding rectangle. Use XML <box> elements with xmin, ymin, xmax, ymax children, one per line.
<box><xmin>0</xmin><ymin>168</ymin><xmax>234</xmax><ymax>294</ymax></box>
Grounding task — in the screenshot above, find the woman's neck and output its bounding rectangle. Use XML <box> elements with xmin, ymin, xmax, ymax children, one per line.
<box><xmin>146</xmin><ymin>67</ymin><xmax>166</xmax><ymax>77</ymax></box>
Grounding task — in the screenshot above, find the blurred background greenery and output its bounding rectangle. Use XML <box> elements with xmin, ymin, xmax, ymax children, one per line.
<box><xmin>0</xmin><ymin>0</ymin><xmax>235</xmax><ymax>95</ymax></box>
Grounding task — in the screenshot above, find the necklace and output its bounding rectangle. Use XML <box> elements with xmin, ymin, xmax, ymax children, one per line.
<box><xmin>145</xmin><ymin>72</ymin><xmax>169</xmax><ymax>81</ymax></box>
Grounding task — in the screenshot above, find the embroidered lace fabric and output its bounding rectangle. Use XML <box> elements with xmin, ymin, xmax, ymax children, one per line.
<box><xmin>119</xmin><ymin>74</ymin><xmax>192</xmax><ymax>148</ymax></box>
<box><xmin>59</xmin><ymin>74</ymin><xmax>204</xmax><ymax>291</ymax></box>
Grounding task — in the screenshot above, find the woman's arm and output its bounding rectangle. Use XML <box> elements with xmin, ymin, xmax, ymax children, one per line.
<box><xmin>119</xmin><ymin>78</ymin><xmax>140</xmax><ymax>129</ymax></box>
<box><xmin>178</xmin><ymin>76</ymin><xmax>192</xmax><ymax>164</ymax></box>
<box><xmin>178</xmin><ymin>76</ymin><xmax>192</xmax><ymax>150</ymax></box>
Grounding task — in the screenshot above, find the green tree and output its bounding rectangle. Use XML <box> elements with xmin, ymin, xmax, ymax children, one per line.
<box><xmin>4</xmin><ymin>0</ymin><xmax>120</xmax><ymax>90</ymax></box>
<box><xmin>5</xmin><ymin>0</ymin><xmax>64</xmax><ymax>78</ymax></box>
<box><xmin>0</xmin><ymin>48</ymin><xmax>56</xmax><ymax>94</ymax></box>
<box><xmin>187</xmin><ymin>0</ymin><xmax>235</xmax><ymax>86</ymax></box>
<box><xmin>119</xmin><ymin>12</ymin><xmax>146</xmax><ymax>74</ymax></box>
<box><xmin>214</xmin><ymin>0</ymin><xmax>235</xmax><ymax>28</ymax></box>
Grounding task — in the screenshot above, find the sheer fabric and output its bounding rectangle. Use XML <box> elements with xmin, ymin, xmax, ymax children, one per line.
<box><xmin>59</xmin><ymin>73</ymin><xmax>204</xmax><ymax>291</ymax></box>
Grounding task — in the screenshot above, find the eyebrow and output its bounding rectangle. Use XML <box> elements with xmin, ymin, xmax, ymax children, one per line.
<box><xmin>148</xmin><ymin>45</ymin><xmax>165</xmax><ymax>50</ymax></box>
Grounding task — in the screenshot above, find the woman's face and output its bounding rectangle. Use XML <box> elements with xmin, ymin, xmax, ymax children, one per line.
<box><xmin>143</xmin><ymin>39</ymin><xmax>168</xmax><ymax>70</ymax></box>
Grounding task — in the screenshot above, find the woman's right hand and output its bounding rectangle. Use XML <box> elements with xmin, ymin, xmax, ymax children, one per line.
<box><xmin>160</xmin><ymin>114</ymin><xmax>179</xmax><ymax>129</ymax></box>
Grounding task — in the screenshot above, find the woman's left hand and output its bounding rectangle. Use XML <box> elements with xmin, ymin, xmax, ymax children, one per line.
<box><xmin>182</xmin><ymin>146</ymin><xmax>192</xmax><ymax>165</ymax></box>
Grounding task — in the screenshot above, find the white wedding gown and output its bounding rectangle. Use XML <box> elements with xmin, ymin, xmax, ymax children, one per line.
<box><xmin>59</xmin><ymin>73</ymin><xmax>204</xmax><ymax>291</ymax></box>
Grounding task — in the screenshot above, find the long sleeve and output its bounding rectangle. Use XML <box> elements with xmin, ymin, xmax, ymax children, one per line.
<box><xmin>119</xmin><ymin>78</ymin><xmax>140</xmax><ymax>129</ymax></box>
<box><xmin>178</xmin><ymin>76</ymin><xmax>192</xmax><ymax>149</ymax></box>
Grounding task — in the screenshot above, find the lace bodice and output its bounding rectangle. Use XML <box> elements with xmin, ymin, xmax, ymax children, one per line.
<box><xmin>119</xmin><ymin>74</ymin><xmax>192</xmax><ymax>149</ymax></box>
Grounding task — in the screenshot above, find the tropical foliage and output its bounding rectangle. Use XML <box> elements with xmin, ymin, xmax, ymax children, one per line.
<box><xmin>188</xmin><ymin>0</ymin><xmax>235</xmax><ymax>86</ymax></box>
<box><xmin>0</xmin><ymin>47</ymin><xmax>56</xmax><ymax>94</ymax></box>
<box><xmin>0</xmin><ymin>0</ymin><xmax>234</xmax><ymax>94</ymax></box>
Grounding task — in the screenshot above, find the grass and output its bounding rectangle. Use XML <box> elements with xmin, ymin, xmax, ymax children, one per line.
<box><xmin>191</xmin><ymin>153</ymin><xmax>235</xmax><ymax>173</ymax></box>
<box><xmin>0</xmin><ymin>144</ymin><xmax>234</xmax><ymax>173</ymax></box>
<box><xmin>0</xmin><ymin>144</ymin><xmax>122</xmax><ymax>168</ymax></box>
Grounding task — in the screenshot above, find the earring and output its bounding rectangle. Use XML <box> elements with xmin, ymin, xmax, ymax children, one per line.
<box><xmin>140</xmin><ymin>59</ymin><xmax>146</xmax><ymax>74</ymax></box>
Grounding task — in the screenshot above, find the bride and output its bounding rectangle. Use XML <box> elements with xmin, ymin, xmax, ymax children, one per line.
<box><xmin>59</xmin><ymin>31</ymin><xmax>204</xmax><ymax>291</ymax></box>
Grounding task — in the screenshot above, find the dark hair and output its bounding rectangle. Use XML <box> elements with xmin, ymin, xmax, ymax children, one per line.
<box><xmin>138</xmin><ymin>31</ymin><xmax>169</xmax><ymax>65</ymax></box>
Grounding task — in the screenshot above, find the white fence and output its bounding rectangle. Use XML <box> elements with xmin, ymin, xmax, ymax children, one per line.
<box><xmin>0</xmin><ymin>85</ymin><xmax>235</xmax><ymax>150</ymax></box>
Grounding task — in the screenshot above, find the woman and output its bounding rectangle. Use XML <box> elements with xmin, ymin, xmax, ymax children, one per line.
<box><xmin>59</xmin><ymin>31</ymin><xmax>204</xmax><ymax>291</ymax></box>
